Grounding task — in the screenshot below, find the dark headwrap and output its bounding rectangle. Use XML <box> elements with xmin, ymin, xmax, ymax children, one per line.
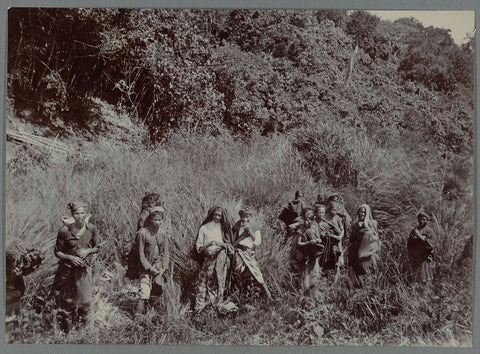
<box><xmin>417</xmin><ymin>211</ymin><xmax>430</xmax><ymax>221</ymax></box>
<box><xmin>326</xmin><ymin>193</ymin><xmax>343</xmax><ymax>205</ymax></box>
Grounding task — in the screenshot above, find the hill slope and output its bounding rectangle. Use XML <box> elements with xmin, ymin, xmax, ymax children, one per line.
<box><xmin>5</xmin><ymin>9</ymin><xmax>474</xmax><ymax>345</ymax></box>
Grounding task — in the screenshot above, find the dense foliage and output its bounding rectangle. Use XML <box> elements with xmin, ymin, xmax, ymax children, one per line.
<box><xmin>8</xmin><ymin>9</ymin><xmax>474</xmax><ymax>148</ymax></box>
<box><xmin>6</xmin><ymin>8</ymin><xmax>474</xmax><ymax>345</ymax></box>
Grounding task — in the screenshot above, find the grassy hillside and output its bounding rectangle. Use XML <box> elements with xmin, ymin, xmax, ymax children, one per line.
<box><xmin>6</xmin><ymin>9</ymin><xmax>473</xmax><ymax>345</ymax></box>
<box><xmin>6</xmin><ymin>127</ymin><xmax>473</xmax><ymax>345</ymax></box>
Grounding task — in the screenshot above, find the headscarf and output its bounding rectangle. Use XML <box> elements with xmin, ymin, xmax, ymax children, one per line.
<box><xmin>357</xmin><ymin>204</ymin><xmax>374</xmax><ymax>229</ymax></box>
<box><xmin>239</xmin><ymin>207</ymin><xmax>253</xmax><ymax>217</ymax></box>
<box><xmin>67</xmin><ymin>201</ymin><xmax>87</xmax><ymax>214</ymax></box>
<box><xmin>201</xmin><ymin>205</ymin><xmax>234</xmax><ymax>243</ymax></box>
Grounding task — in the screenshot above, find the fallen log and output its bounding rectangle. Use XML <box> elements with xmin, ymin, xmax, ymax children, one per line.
<box><xmin>6</xmin><ymin>130</ymin><xmax>74</xmax><ymax>154</ymax></box>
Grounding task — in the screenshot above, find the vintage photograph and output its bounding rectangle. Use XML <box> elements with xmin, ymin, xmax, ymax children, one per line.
<box><xmin>5</xmin><ymin>8</ymin><xmax>474</xmax><ymax>345</ymax></box>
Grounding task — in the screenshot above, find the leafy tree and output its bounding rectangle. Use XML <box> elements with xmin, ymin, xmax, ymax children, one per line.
<box><xmin>346</xmin><ymin>11</ymin><xmax>380</xmax><ymax>47</ymax></box>
<box><xmin>343</xmin><ymin>11</ymin><xmax>379</xmax><ymax>87</ymax></box>
<box><xmin>398</xmin><ymin>26</ymin><xmax>472</xmax><ymax>92</ymax></box>
<box><xmin>315</xmin><ymin>10</ymin><xmax>348</xmax><ymax>30</ymax></box>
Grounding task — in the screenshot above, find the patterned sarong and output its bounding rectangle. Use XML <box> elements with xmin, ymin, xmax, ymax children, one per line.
<box><xmin>194</xmin><ymin>249</ymin><xmax>230</xmax><ymax>312</ymax></box>
<box><xmin>234</xmin><ymin>248</ymin><xmax>265</xmax><ymax>284</ymax></box>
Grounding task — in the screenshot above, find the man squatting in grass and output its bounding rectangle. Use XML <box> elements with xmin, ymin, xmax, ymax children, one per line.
<box><xmin>135</xmin><ymin>206</ymin><xmax>170</xmax><ymax>316</ymax></box>
<box><xmin>51</xmin><ymin>202</ymin><xmax>100</xmax><ymax>332</ymax></box>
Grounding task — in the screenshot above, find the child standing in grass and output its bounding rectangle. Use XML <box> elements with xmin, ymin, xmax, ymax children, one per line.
<box><xmin>134</xmin><ymin>206</ymin><xmax>170</xmax><ymax>317</ymax></box>
<box><xmin>52</xmin><ymin>202</ymin><xmax>100</xmax><ymax>333</ymax></box>
<box><xmin>231</xmin><ymin>207</ymin><xmax>272</xmax><ymax>299</ymax></box>
<box><xmin>293</xmin><ymin>208</ymin><xmax>325</xmax><ymax>296</ymax></box>
<box><xmin>321</xmin><ymin>194</ymin><xmax>350</xmax><ymax>283</ymax></box>
<box><xmin>126</xmin><ymin>192</ymin><xmax>163</xmax><ymax>279</ymax></box>
<box><xmin>407</xmin><ymin>212</ymin><xmax>435</xmax><ymax>284</ymax></box>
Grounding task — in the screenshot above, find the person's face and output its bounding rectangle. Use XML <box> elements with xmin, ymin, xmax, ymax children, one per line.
<box><xmin>327</xmin><ymin>201</ymin><xmax>338</xmax><ymax>216</ymax></box>
<box><xmin>295</xmin><ymin>193</ymin><xmax>303</xmax><ymax>201</ymax></box>
<box><xmin>315</xmin><ymin>206</ymin><xmax>326</xmax><ymax>219</ymax></box>
<box><xmin>358</xmin><ymin>207</ymin><xmax>366</xmax><ymax>221</ymax></box>
<box><xmin>418</xmin><ymin>216</ymin><xmax>428</xmax><ymax>228</ymax></box>
<box><xmin>240</xmin><ymin>214</ymin><xmax>251</xmax><ymax>226</ymax></box>
<box><xmin>150</xmin><ymin>214</ymin><xmax>163</xmax><ymax>228</ymax></box>
<box><xmin>304</xmin><ymin>211</ymin><xmax>314</xmax><ymax>227</ymax></box>
<box><xmin>72</xmin><ymin>207</ymin><xmax>87</xmax><ymax>224</ymax></box>
<box><xmin>213</xmin><ymin>209</ymin><xmax>223</xmax><ymax>224</ymax></box>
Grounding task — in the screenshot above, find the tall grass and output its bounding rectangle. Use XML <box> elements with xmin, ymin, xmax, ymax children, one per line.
<box><xmin>6</xmin><ymin>128</ymin><xmax>472</xmax><ymax>345</ymax></box>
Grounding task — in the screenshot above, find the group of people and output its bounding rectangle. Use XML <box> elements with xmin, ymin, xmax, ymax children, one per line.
<box><xmin>281</xmin><ymin>191</ymin><xmax>435</xmax><ymax>290</ymax></box>
<box><xmin>7</xmin><ymin>190</ymin><xmax>437</xmax><ymax>334</ymax></box>
<box><xmin>48</xmin><ymin>193</ymin><xmax>273</xmax><ymax>332</ymax></box>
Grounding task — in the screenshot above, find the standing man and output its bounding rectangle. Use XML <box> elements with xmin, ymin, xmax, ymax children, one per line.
<box><xmin>407</xmin><ymin>211</ymin><xmax>435</xmax><ymax>284</ymax></box>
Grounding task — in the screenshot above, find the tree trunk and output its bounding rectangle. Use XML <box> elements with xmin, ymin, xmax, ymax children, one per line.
<box><xmin>343</xmin><ymin>43</ymin><xmax>358</xmax><ymax>88</ymax></box>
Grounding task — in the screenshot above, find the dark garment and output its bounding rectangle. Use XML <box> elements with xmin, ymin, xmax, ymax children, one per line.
<box><xmin>456</xmin><ymin>236</ymin><xmax>473</xmax><ymax>267</ymax></box>
<box><xmin>288</xmin><ymin>200</ymin><xmax>306</xmax><ymax>218</ymax></box>
<box><xmin>297</xmin><ymin>222</ymin><xmax>323</xmax><ymax>260</ymax></box>
<box><xmin>194</xmin><ymin>249</ymin><xmax>230</xmax><ymax>312</ymax></box>
<box><xmin>137</xmin><ymin>210</ymin><xmax>150</xmax><ymax>231</ymax></box>
<box><xmin>52</xmin><ymin>223</ymin><xmax>99</xmax><ymax>332</ymax></box>
<box><xmin>279</xmin><ymin>207</ymin><xmax>298</xmax><ymax>226</ymax></box>
<box><xmin>348</xmin><ymin>221</ymin><xmax>380</xmax><ymax>277</ymax></box>
<box><xmin>137</xmin><ymin>227</ymin><xmax>169</xmax><ymax>274</ymax></box>
<box><xmin>54</xmin><ymin>223</ymin><xmax>100</xmax><ymax>260</ymax></box>
<box><xmin>6</xmin><ymin>275</ymin><xmax>25</xmax><ymax>319</ymax></box>
<box><xmin>320</xmin><ymin>215</ymin><xmax>344</xmax><ymax>270</ymax></box>
<box><xmin>407</xmin><ymin>227</ymin><xmax>434</xmax><ymax>283</ymax></box>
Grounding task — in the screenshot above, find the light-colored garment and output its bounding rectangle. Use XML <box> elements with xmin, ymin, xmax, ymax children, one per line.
<box><xmin>232</xmin><ymin>222</ymin><xmax>266</xmax><ymax>285</ymax></box>
<box><xmin>139</xmin><ymin>273</ymin><xmax>163</xmax><ymax>300</ymax></box>
<box><xmin>196</xmin><ymin>221</ymin><xmax>224</xmax><ymax>252</ymax></box>
<box><xmin>348</xmin><ymin>219</ymin><xmax>381</xmax><ymax>283</ymax></box>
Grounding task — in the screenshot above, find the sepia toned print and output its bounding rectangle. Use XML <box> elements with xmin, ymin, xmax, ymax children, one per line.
<box><xmin>5</xmin><ymin>8</ymin><xmax>474</xmax><ymax>345</ymax></box>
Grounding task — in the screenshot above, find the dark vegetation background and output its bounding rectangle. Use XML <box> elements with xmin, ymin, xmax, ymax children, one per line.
<box><xmin>5</xmin><ymin>9</ymin><xmax>474</xmax><ymax>345</ymax></box>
